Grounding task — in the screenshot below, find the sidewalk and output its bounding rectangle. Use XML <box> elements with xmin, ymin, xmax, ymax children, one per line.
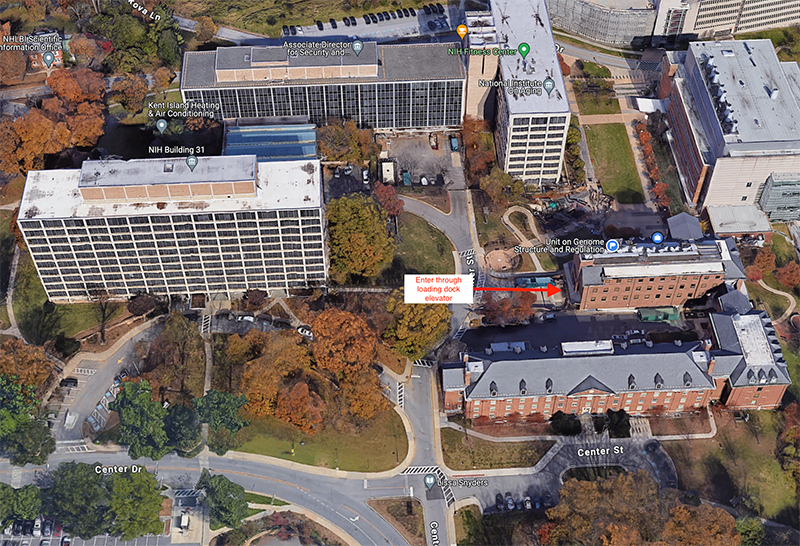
<box><xmin>756</xmin><ymin>279</ymin><xmax>797</xmax><ymax>323</ymax></box>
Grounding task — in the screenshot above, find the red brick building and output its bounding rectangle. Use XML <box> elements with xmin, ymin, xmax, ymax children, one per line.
<box><xmin>568</xmin><ymin>239</ymin><xmax>745</xmax><ymax>311</ymax></box>
<box><xmin>443</xmin><ymin>310</ymin><xmax>789</xmax><ymax>418</ymax></box>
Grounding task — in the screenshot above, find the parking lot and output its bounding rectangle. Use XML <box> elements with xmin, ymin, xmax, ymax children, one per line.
<box><xmin>387</xmin><ymin>134</ymin><xmax>465</xmax><ymax>190</ymax></box>
<box><xmin>323</xmin><ymin>164</ymin><xmax>371</xmax><ymax>203</ymax></box>
<box><xmin>1</xmin><ymin>530</ymin><xmax>178</xmax><ymax>546</ymax></box>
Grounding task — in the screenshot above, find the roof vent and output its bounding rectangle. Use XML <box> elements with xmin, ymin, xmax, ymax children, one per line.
<box><xmin>489</xmin><ymin>381</ymin><xmax>497</xmax><ymax>397</ymax></box>
<box><xmin>513</xmin><ymin>345</ymin><xmax>522</xmax><ymax>354</ymax></box>
<box><xmin>485</xmin><ymin>347</ymin><xmax>493</xmax><ymax>355</ymax></box>
<box><xmin>683</xmin><ymin>372</ymin><xmax>692</xmax><ymax>387</ymax></box>
<box><xmin>645</xmin><ymin>340</ymin><xmax>654</xmax><ymax>348</ymax></box>
<box><xmin>545</xmin><ymin>378</ymin><xmax>553</xmax><ymax>394</ymax></box>
<box><xmin>628</xmin><ymin>374</ymin><xmax>636</xmax><ymax>390</ymax></box>
<box><xmin>519</xmin><ymin>379</ymin><xmax>527</xmax><ymax>395</ymax></box>
<box><xmin>674</xmin><ymin>339</ymin><xmax>683</xmax><ymax>347</ymax></box>
<box><xmin>164</xmin><ymin>163</ymin><xmax>174</xmax><ymax>173</ymax></box>
<box><xmin>539</xmin><ymin>345</ymin><xmax>547</xmax><ymax>353</ymax></box>
<box><xmin>620</xmin><ymin>342</ymin><xmax>628</xmax><ymax>350</ymax></box>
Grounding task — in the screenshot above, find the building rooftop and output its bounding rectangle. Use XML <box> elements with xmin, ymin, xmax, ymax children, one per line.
<box><xmin>20</xmin><ymin>158</ymin><xmax>322</xmax><ymax>220</ymax></box>
<box><xmin>667</xmin><ymin>212</ymin><xmax>704</xmax><ymax>241</ymax></box>
<box><xmin>489</xmin><ymin>0</ymin><xmax>570</xmax><ymax>115</ymax></box>
<box><xmin>182</xmin><ymin>42</ymin><xmax>465</xmax><ymax>89</ymax></box>
<box><xmin>579</xmin><ymin>0</ymin><xmax>654</xmax><ymax>9</ymax></box>
<box><xmin>224</xmin><ymin>123</ymin><xmax>317</xmax><ymax>162</ymax></box>
<box><xmin>78</xmin><ymin>156</ymin><xmax>256</xmax><ymax>187</ymax></box>
<box><xmin>688</xmin><ymin>40</ymin><xmax>800</xmax><ymax>147</ymax></box>
<box><xmin>707</xmin><ymin>205</ymin><xmax>771</xmax><ymax>235</ymax></box>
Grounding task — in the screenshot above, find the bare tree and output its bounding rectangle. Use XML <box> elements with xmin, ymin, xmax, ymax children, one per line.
<box><xmin>424</xmin><ymin>154</ymin><xmax>451</xmax><ymax>176</ymax></box>
<box><xmin>395</xmin><ymin>149</ymin><xmax>420</xmax><ymax>180</ymax></box>
<box><xmin>90</xmin><ymin>288</ymin><xmax>121</xmax><ymax>344</ymax></box>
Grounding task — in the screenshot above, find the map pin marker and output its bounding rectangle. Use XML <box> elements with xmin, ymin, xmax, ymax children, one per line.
<box><xmin>156</xmin><ymin>119</ymin><xmax>168</xmax><ymax>134</ymax></box>
<box><xmin>352</xmin><ymin>40</ymin><xmax>364</xmax><ymax>56</ymax></box>
<box><xmin>424</xmin><ymin>474</ymin><xmax>436</xmax><ymax>491</ymax></box>
<box><xmin>42</xmin><ymin>51</ymin><xmax>55</xmax><ymax>68</ymax></box>
<box><xmin>543</xmin><ymin>77</ymin><xmax>555</xmax><ymax>96</ymax></box>
<box><xmin>457</xmin><ymin>24</ymin><xmax>468</xmax><ymax>40</ymax></box>
<box><xmin>186</xmin><ymin>155</ymin><xmax>198</xmax><ymax>172</ymax></box>
<box><xmin>518</xmin><ymin>42</ymin><xmax>530</xmax><ymax>59</ymax></box>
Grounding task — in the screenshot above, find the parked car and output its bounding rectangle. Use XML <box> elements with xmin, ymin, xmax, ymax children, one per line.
<box><xmin>423</xmin><ymin>4</ymin><xmax>432</xmax><ymax>14</ymax></box>
<box><xmin>316</xmin><ymin>20</ymin><xmax>323</xmax><ymax>30</ymax></box>
<box><xmin>397</xmin><ymin>8</ymin><xmax>404</xmax><ymax>17</ymax></box>
<box><xmin>349</xmin><ymin>16</ymin><xmax>357</xmax><ymax>25</ymax></box>
<box><xmin>370</xmin><ymin>13</ymin><xmax>378</xmax><ymax>23</ymax></box>
<box><xmin>541</xmin><ymin>313</ymin><xmax>556</xmax><ymax>323</ymax></box>
<box><xmin>273</xmin><ymin>318</ymin><xmax>293</xmax><ymax>330</ymax></box>
<box><xmin>450</xmin><ymin>135</ymin><xmax>459</xmax><ymax>152</ymax></box>
<box><xmin>3</xmin><ymin>523</ymin><xmax>12</xmax><ymax>535</ymax></box>
<box><xmin>543</xmin><ymin>493</ymin><xmax>552</xmax><ymax>507</ymax></box>
<box><xmin>61</xmin><ymin>536</ymin><xmax>70</xmax><ymax>546</ymax></box>
<box><xmin>54</xmin><ymin>525</ymin><xmax>61</xmax><ymax>538</ymax></box>
<box><xmin>362</xmin><ymin>169</ymin><xmax>370</xmax><ymax>184</ymax></box>
<box><xmin>295</xmin><ymin>26</ymin><xmax>303</xmax><ymax>35</ymax></box>
<box><xmin>12</xmin><ymin>522</ymin><xmax>22</xmax><ymax>536</ymax></box>
<box><xmin>60</xmin><ymin>377</ymin><xmax>78</xmax><ymax>388</ymax></box>
<box><xmin>495</xmin><ymin>493</ymin><xmax>504</xmax><ymax>511</ymax></box>
<box><xmin>505</xmin><ymin>493</ymin><xmax>515</xmax><ymax>511</ymax></box>
<box><xmin>343</xmin><ymin>164</ymin><xmax>353</xmax><ymax>176</ymax></box>
<box><xmin>427</xmin><ymin>20</ymin><xmax>436</xmax><ymax>30</ymax></box>
<box><xmin>420</xmin><ymin>175</ymin><xmax>429</xmax><ymax>186</ymax></box>
<box><xmin>435</xmin><ymin>2</ymin><xmax>444</xmax><ymax>13</ymax></box>
<box><xmin>429</xmin><ymin>133</ymin><xmax>438</xmax><ymax>149</ymax></box>
<box><xmin>334</xmin><ymin>165</ymin><xmax>342</xmax><ymax>178</ymax></box>
<box><xmin>343</xmin><ymin>17</ymin><xmax>350</xmax><ymax>26</ymax></box>
<box><xmin>611</xmin><ymin>334</ymin><xmax>627</xmax><ymax>343</ymax></box>
<box><xmin>43</xmin><ymin>520</ymin><xmax>52</xmax><ymax>537</ymax></box>
<box><xmin>408</xmin><ymin>7</ymin><xmax>416</xmax><ymax>15</ymax></box>
<box><xmin>435</xmin><ymin>173</ymin><xmax>444</xmax><ymax>186</ymax></box>
<box><xmin>402</xmin><ymin>8</ymin><xmax>410</xmax><ymax>16</ymax></box>
<box><xmin>626</xmin><ymin>329</ymin><xmax>645</xmax><ymax>337</ymax></box>
<box><xmin>523</xmin><ymin>496</ymin><xmax>532</xmax><ymax>510</ymax></box>
<box><xmin>377</xmin><ymin>12</ymin><xmax>384</xmax><ymax>21</ymax></box>
<box><xmin>289</xmin><ymin>26</ymin><xmax>297</xmax><ymax>35</ymax></box>
<box><xmin>282</xmin><ymin>25</ymin><xmax>290</xmax><ymax>35</ymax></box>
<box><xmin>364</xmin><ymin>14</ymin><xmax>371</xmax><ymax>24</ymax></box>
<box><xmin>384</xmin><ymin>11</ymin><xmax>392</xmax><ymax>19</ymax></box>
<box><xmin>296</xmin><ymin>325</ymin><xmax>314</xmax><ymax>340</ymax></box>
<box><xmin>22</xmin><ymin>522</ymin><xmax>33</xmax><ymax>536</ymax></box>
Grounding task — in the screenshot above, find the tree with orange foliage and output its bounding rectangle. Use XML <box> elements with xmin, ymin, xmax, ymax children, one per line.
<box><xmin>775</xmin><ymin>261</ymin><xmax>800</xmax><ymax>288</ymax></box>
<box><xmin>649</xmin><ymin>167</ymin><xmax>661</xmax><ymax>182</ymax></box>
<box><xmin>639</xmin><ymin>130</ymin><xmax>652</xmax><ymax>146</ymax></box>
<box><xmin>636</xmin><ymin>122</ymin><xmax>647</xmax><ymax>133</ymax></box>
<box><xmin>68</xmin><ymin>35</ymin><xmax>100</xmax><ymax>60</ymax></box>
<box><xmin>745</xmin><ymin>265</ymin><xmax>764</xmax><ymax>282</ymax></box>
<box><xmin>152</xmin><ymin>67</ymin><xmax>175</xmax><ymax>95</ymax></box>
<box><xmin>599</xmin><ymin>523</ymin><xmax>641</xmax><ymax>546</ymax></box>
<box><xmin>644</xmin><ymin>155</ymin><xmax>657</xmax><ymax>171</ymax></box>
<box><xmin>111</xmin><ymin>74</ymin><xmax>148</xmax><ymax>113</ymax></box>
<box><xmin>642</xmin><ymin>143</ymin><xmax>654</xmax><ymax>157</ymax></box>
<box><xmin>482</xmin><ymin>292</ymin><xmax>538</xmax><ymax>326</ymax></box>
<box><xmin>311</xmin><ymin>309</ymin><xmax>376</xmax><ymax>375</ymax></box>
<box><xmin>340</xmin><ymin>366</ymin><xmax>388</xmax><ymax>421</ymax></box>
<box><xmin>67</xmin><ymin>101</ymin><xmax>106</xmax><ymax>146</ymax></box>
<box><xmin>462</xmin><ymin>115</ymin><xmax>495</xmax><ymax>179</ymax></box>
<box><xmin>754</xmin><ymin>248</ymin><xmax>776</xmax><ymax>275</ymax></box>
<box><xmin>657</xmin><ymin>193</ymin><xmax>671</xmax><ymax>208</ymax></box>
<box><xmin>0</xmin><ymin>50</ymin><xmax>27</xmax><ymax>85</ymax></box>
<box><xmin>653</xmin><ymin>182</ymin><xmax>668</xmax><ymax>197</ymax></box>
<box><xmin>373</xmin><ymin>183</ymin><xmax>404</xmax><ymax>217</ymax></box>
<box><xmin>273</xmin><ymin>381</ymin><xmax>325</xmax><ymax>436</ymax></box>
<box><xmin>662</xmin><ymin>504</ymin><xmax>740</xmax><ymax>546</ymax></box>
<box><xmin>47</xmin><ymin>68</ymin><xmax>105</xmax><ymax>105</ymax></box>
<box><xmin>0</xmin><ymin>339</ymin><xmax>54</xmax><ymax>388</ymax></box>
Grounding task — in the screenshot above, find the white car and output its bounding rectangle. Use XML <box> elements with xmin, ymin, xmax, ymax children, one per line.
<box><xmin>33</xmin><ymin>519</ymin><xmax>41</xmax><ymax>538</ymax></box>
<box><xmin>296</xmin><ymin>325</ymin><xmax>314</xmax><ymax>340</ymax></box>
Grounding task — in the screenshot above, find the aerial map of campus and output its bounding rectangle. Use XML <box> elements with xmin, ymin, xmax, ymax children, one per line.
<box><xmin>1</xmin><ymin>0</ymin><xmax>800</xmax><ymax>544</ymax></box>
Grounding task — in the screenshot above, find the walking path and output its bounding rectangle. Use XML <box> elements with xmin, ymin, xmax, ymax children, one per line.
<box><xmin>501</xmin><ymin>206</ymin><xmax>544</xmax><ymax>271</ymax></box>
<box><xmin>756</xmin><ymin>279</ymin><xmax>797</xmax><ymax>324</ymax></box>
<box><xmin>0</xmin><ymin>246</ymin><xmax>23</xmax><ymax>339</ymax></box>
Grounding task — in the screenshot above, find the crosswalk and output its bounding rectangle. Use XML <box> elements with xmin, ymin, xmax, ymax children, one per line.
<box><xmin>412</xmin><ymin>359</ymin><xmax>435</xmax><ymax>368</ymax></box>
<box><xmin>453</xmin><ymin>323</ymin><xmax>468</xmax><ymax>340</ymax></box>
<box><xmin>396</xmin><ymin>383</ymin><xmax>405</xmax><ymax>408</ymax></box>
<box><xmin>200</xmin><ymin>314</ymin><xmax>211</xmax><ymax>334</ymax></box>
<box><xmin>174</xmin><ymin>489</ymin><xmax>202</xmax><ymax>498</ymax></box>
<box><xmin>60</xmin><ymin>444</ymin><xmax>96</xmax><ymax>453</ymax></box>
<box><xmin>402</xmin><ymin>466</ymin><xmax>455</xmax><ymax>506</ymax></box>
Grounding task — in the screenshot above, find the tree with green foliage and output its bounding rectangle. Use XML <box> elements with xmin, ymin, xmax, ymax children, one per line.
<box><xmin>479</xmin><ymin>166</ymin><xmax>525</xmax><ymax>205</ymax></box>
<box><xmin>326</xmin><ymin>194</ymin><xmax>396</xmax><ymax>279</ymax></box>
<box><xmin>0</xmin><ymin>374</ymin><xmax>37</xmax><ymax>439</ymax></box>
<box><xmin>165</xmin><ymin>404</ymin><xmax>203</xmax><ymax>456</ymax></box>
<box><xmin>566</xmin><ymin>126</ymin><xmax>582</xmax><ymax>146</ymax></box>
<box><xmin>0</xmin><ymin>482</ymin><xmax>12</xmax><ymax>522</ymax></box>
<box><xmin>193</xmin><ymin>390</ymin><xmax>249</xmax><ymax>434</ymax></box>
<box><xmin>12</xmin><ymin>485</ymin><xmax>41</xmax><ymax>520</ymax></box>
<box><xmin>46</xmin><ymin>462</ymin><xmax>110</xmax><ymax>539</ymax></box>
<box><xmin>606</xmin><ymin>409</ymin><xmax>631</xmax><ymax>438</ymax></box>
<box><xmin>107</xmin><ymin>471</ymin><xmax>165</xmax><ymax>541</ymax></box>
<box><xmin>157</xmin><ymin>31</ymin><xmax>181</xmax><ymax>68</ymax></box>
<box><xmin>4</xmin><ymin>419</ymin><xmax>55</xmax><ymax>466</ymax></box>
<box><xmin>194</xmin><ymin>16</ymin><xmax>219</xmax><ymax>42</ymax></box>
<box><xmin>110</xmin><ymin>15</ymin><xmax>147</xmax><ymax>50</ymax></box>
<box><xmin>109</xmin><ymin>381</ymin><xmax>170</xmax><ymax>460</ymax></box>
<box><xmin>384</xmin><ymin>290</ymin><xmax>452</xmax><ymax>360</ymax></box>
<box><xmin>145</xmin><ymin>311</ymin><xmax>205</xmax><ymax>400</ymax></box>
<box><xmin>736</xmin><ymin>517</ymin><xmax>765</xmax><ymax>546</ymax></box>
<box><xmin>549</xmin><ymin>411</ymin><xmax>581</xmax><ymax>435</ymax></box>
<box><xmin>196</xmin><ymin>469</ymin><xmax>249</xmax><ymax>529</ymax></box>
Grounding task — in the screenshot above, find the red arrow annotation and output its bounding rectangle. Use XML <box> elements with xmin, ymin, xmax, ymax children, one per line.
<box><xmin>474</xmin><ymin>283</ymin><xmax>561</xmax><ymax>298</ymax></box>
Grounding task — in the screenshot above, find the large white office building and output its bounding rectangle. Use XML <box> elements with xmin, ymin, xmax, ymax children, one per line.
<box><xmin>489</xmin><ymin>0</ymin><xmax>571</xmax><ymax>188</ymax></box>
<box><xmin>18</xmin><ymin>156</ymin><xmax>327</xmax><ymax>302</ymax></box>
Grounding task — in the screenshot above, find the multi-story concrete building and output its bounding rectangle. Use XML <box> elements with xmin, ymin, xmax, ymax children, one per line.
<box><xmin>18</xmin><ymin>156</ymin><xmax>327</xmax><ymax>303</ymax></box>
<box><xmin>180</xmin><ymin>42</ymin><xmax>465</xmax><ymax>129</ymax></box>
<box><xmin>546</xmin><ymin>0</ymin><xmax>656</xmax><ymax>46</ymax></box>
<box><xmin>490</xmin><ymin>0</ymin><xmax>571</xmax><ymax>188</ymax></box>
<box><xmin>443</xmin><ymin>310</ymin><xmax>790</xmax><ymax>418</ymax></box>
<box><xmin>660</xmin><ymin>40</ymin><xmax>800</xmax><ymax>215</ymax></box>
<box><xmin>566</xmin><ymin>238</ymin><xmax>746</xmax><ymax>310</ymax></box>
<box><xmin>758</xmin><ymin>172</ymin><xmax>800</xmax><ymax>222</ymax></box>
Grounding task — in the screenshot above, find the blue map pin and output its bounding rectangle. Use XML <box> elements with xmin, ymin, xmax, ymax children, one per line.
<box><xmin>423</xmin><ymin>474</ymin><xmax>436</xmax><ymax>491</ymax></box>
<box><xmin>606</xmin><ymin>239</ymin><xmax>619</xmax><ymax>253</ymax></box>
<box><xmin>651</xmin><ymin>231</ymin><xmax>664</xmax><ymax>244</ymax></box>
<box><xmin>352</xmin><ymin>40</ymin><xmax>364</xmax><ymax>56</ymax></box>
<box><xmin>543</xmin><ymin>77</ymin><xmax>555</xmax><ymax>96</ymax></box>
<box><xmin>186</xmin><ymin>155</ymin><xmax>198</xmax><ymax>172</ymax></box>
<box><xmin>42</xmin><ymin>51</ymin><xmax>55</xmax><ymax>68</ymax></box>
<box><xmin>156</xmin><ymin>119</ymin><xmax>168</xmax><ymax>134</ymax></box>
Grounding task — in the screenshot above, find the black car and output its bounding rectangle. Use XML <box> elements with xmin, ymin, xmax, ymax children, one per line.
<box><xmin>377</xmin><ymin>11</ymin><xmax>384</xmax><ymax>21</ymax></box>
<box><xmin>427</xmin><ymin>20</ymin><xmax>436</xmax><ymax>30</ymax></box>
<box><xmin>370</xmin><ymin>13</ymin><xmax>378</xmax><ymax>23</ymax></box>
<box><xmin>289</xmin><ymin>25</ymin><xmax>297</xmax><ymax>35</ymax></box>
<box><xmin>495</xmin><ymin>493</ymin><xmax>504</xmax><ymax>511</ymax></box>
<box><xmin>364</xmin><ymin>14</ymin><xmax>371</xmax><ymax>23</ymax></box>
<box><xmin>423</xmin><ymin>4</ymin><xmax>432</xmax><ymax>14</ymax></box>
<box><xmin>435</xmin><ymin>2</ymin><xmax>444</xmax><ymax>13</ymax></box>
<box><xmin>329</xmin><ymin>18</ymin><xmax>337</xmax><ymax>28</ymax></box>
<box><xmin>12</xmin><ymin>522</ymin><xmax>22</xmax><ymax>536</ymax></box>
<box><xmin>60</xmin><ymin>377</ymin><xmax>78</xmax><ymax>388</ymax></box>
<box><xmin>315</xmin><ymin>20</ymin><xmax>323</xmax><ymax>30</ymax></box>
<box><xmin>350</xmin><ymin>16</ymin><xmax>357</xmax><ymax>25</ymax></box>
<box><xmin>389</xmin><ymin>10</ymin><xmax>396</xmax><ymax>18</ymax></box>
<box><xmin>402</xmin><ymin>8</ymin><xmax>410</xmax><ymax>17</ymax></box>
<box><xmin>343</xmin><ymin>17</ymin><xmax>350</xmax><ymax>26</ymax></box>
<box><xmin>396</xmin><ymin>8</ymin><xmax>403</xmax><ymax>17</ymax></box>
<box><xmin>22</xmin><ymin>522</ymin><xmax>33</xmax><ymax>536</ymax></box>
<box><xmin>282</xmin><ymin>25</ymin><xmax>290</xmax><ymax>35</ymax></box>
<box><xmin>408</xmin><ymin>7</ymin><xmax>416</xmax><ymax>15</ymax></box>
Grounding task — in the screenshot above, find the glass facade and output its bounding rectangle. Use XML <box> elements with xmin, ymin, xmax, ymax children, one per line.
<box><xmin>183</xmin><ymin>80</ymin><xmax>464</xmax><ymax>128</ymax></box>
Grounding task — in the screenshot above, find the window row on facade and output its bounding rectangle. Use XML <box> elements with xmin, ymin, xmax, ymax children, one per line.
<box><xmin>183</xmin><ymin>81</ymin><xmax>464</xmax><ymax>128</ymax></box>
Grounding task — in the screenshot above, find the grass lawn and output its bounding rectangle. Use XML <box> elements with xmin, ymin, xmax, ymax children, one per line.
<box><xmin>662</xmin><ymin>409</ymin><xmax>797</xmax><ymax>526</ymax></box>
<box><xmin>244</xmin><ymin>492</ymin><xmax>289</xmax><ymax>506</ymax></box>
<box><xmin>770</xmin><ymin>232</ymin><xmax>798</xmax><ymax>266</ymax></box>
<box><xmin>738</xmin><ymin>27</ymin><xmax>800</xmax><ymax>65</ymax></box>
<box><xmin>472</xmin><ymin>201</ymin><xmax>508</xmax><ymax>247</ymax></box>
<box><xmin>121</xmin><ymin>91</ymin><xmax>184</xmax><ymax>126</ymax></box>
<box><xmin>575</xmin><ymin>89</ymin><xmax>621</xmax><ymax>116</ymax></box>
<box><xmin>236</xmin><ymin>409</ymin><xmax>408</xmax><ymax>472</ymax></box>
<box><xmin>441</xmin><ymin>428</ymin><xmax>554</xmax><ymax>470</ymax></box>
<box><xmin>13</xmin><ymin>251</ymin><xmax>124</xmax><ymax>343</ymax></box>
<box><xmin>0</xmin><ymin>210</ymin><xmax>16</xmax><ymax>297</ymax></box>
<box><xmin>746</xmin><ymin>280</ymin><xmax>790</xmax><ymax>319</ymax></box>
<box><xmin>368</xmin><ymin>498</ymin><xmax>425</xmax><ymax>546</ymax></box>
<box><xmin>781</xmin><ymin>341</ymin><xmax>800</xmax><ymax>401</ymax></box>
<box><xmin>0</xmin><ymin>305</ymin><xmax>10</xmax><ymax>331</ymax></box>
<box><xmin>392</xmin><ymin>212</ymin><xmax>454</xmax><ymax>275</ymax></box>
<box><xmin>581</xmin><ymin>61</ymin><xmax>612</xmax><ymax>78</ymax></box>
<box><xmin>585</xmin><ymin>124</ymin><xmax>644</xmax><ymax>204</ymax></box>
<box><xmin>210</xmin><ymin>508</ymin><xmax>264</xmax><ymax>530</ymax></box>
<box><xmin>0</xmin><ymin>176</ymin><xmax>25</xmax><ymax>206</ymax></box>
<box><xmin>176</xmin><ymin>0</ymin><xmax>428</xmax><ymax>38</ymax></box>
<box><xmin>455</xmin><ymin>505</ymin><xmax>481</xmax><ymax>544</ymax></box>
